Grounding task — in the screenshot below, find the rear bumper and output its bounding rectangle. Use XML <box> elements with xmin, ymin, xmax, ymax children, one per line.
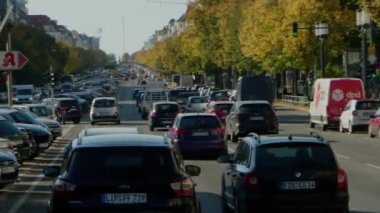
<box><xmin>236</xmin><ymin>124</ymin><xmax>278</xmax><ymax>136</ymax></box>
<box><xmin>177</xmin><ymin>141</ymin><xmax>227</xmax><ymax>156</ymax></box>
<box><xmin>91</xmin><ymin>115</ymin><xmax>119</xmax><ymax>122</ymax></box>
<box><xmin>152</xmin><ymin>118</ymin><xmax>175</xmax><ymax>127</ymax></box>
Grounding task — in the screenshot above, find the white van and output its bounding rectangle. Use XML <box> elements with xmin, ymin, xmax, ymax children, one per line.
<box><xmin>90</xmin><ymin>97</ymin><xmax>120</xmax><ymax>125</ymax></box>
<box><xmin>12</xmin><ymin>85</ymin><xmax>34</xmax><ymax>104</ymax></box>
<box><xmin>309</xmin><ymin>78</ymin><xmax>365</xmax><ymax>131</ymax></box>
<box><xmin>141</xmin><ymin>81</ymin><xmax>168</xmax><ymax>120</ymax></box>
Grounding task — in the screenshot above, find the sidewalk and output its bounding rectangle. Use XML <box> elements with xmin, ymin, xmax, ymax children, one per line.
<box><xmin>274</xmin><ymin>100</ymin><xmax>309</xmax><ymax>112</ymax></box>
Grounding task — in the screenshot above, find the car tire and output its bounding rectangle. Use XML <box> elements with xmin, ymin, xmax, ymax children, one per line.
<box><xmin>91</xmin><ymin>121</ymin><xmax>95</xmax><ymax>125</ymax></box>
<box><xmin>149</xmin><ymin>125</ymin><xmax>154</xmax><ymax>131</ymax></box>
<box><xmin>231</xmin><ymin>133</ymin><xmax>238</xmax><ymax>143</ymax></box>
<box><xmin>116</xmin><ymin>120</ymin><xmax>121</xmax><ymax>125</ymax></box>
<box><xmin>369</xmin><ymin>126</ymin><xmax>375</xmax><ymax>138</ymax></box>
<box><xmin>309</xmin><ymin>121</ymin><xmax>315</xmax><ymax>128</ymax></box>
<box><xmin>322</xmin><ymin>124</ymin><xmax>327</xmax><ymax>131</ymax></box>
<box><xmin>73</xmin><ymin>119</ymin><xmax>80</xmax><ymax>124</ymax></box>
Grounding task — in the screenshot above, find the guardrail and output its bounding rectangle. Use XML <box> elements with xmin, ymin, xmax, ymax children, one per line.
<box><xmin>281</xmin><ymin>95</ymin><xmax>309</xmax><ymax>106</ymax></box>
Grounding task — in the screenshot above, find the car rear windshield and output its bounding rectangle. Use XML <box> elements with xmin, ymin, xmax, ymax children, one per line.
<box><xmin>156</xmin><ymin>104</ymin><xmax>178</xmax><ymax>113</ymax></box>
<box><xmin>356</xmin><ymin>101</ymin><xmax>380</xmax><ymax>110</ymax></box>
<box><xmin>16</xmin><ymin>89</ymin><xmax>33</xmax><ymax>95</ymax></box>
<box><xmin>94</xmin><ymin>99</ymin><xmax>116</xmax><ymax>108</ymax></box>
<box><xmin>0</xmin><ymin>120</ymin><xmax>21</xmax><ymax>136</ymax></box>
<box><xmin>60</xmin><ymin>100</ymin><xmax>79</xmax><ymax>107</ymax></box>
<box><xmin>190</xmin><ymin>97</ymin><xmax>208</xmax><ymax>103</ymax></box>
<box><xmin>29</xmin><ymin>106</ymin><xmax>51</xmax><ymax>117</ymax></box>
<box><xmin>179</xmin><ymin>116</ymin><xmax>221</xmax><ymax>129</ymax></box>
<box><xmin>215</xmin><ymin>104</ymin><xmax>233</xmax><ymax>111</ymax></box>
<box><xmin>256</xmin><ymin>143</ymin><xmax>337</xmax><ymax>170</ymax></box>
<box><xmin>239</xmin><ymin>104</ymin><xmax>272</xmax><ymax>113</ymax></box>
<box><xmin>68</xmin><ymin>147</ymin><xmax>177</xmax><ymax>182</ymax></box>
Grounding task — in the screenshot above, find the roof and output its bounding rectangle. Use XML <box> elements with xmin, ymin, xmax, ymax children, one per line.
<box><xmin>0</xmin><ymin>109</ymin><xmax>17</xmax><ymax>113</ymax></box>
<box><xmin>178</xmin><ymin>113</ymin><xmax>218</xmax><ymax>117</ymax></box>
<box><xmin>210</xmin><ymin>101</ymin><xmax>234</xmax><ymax>105</ymax></box>
<box><xmin>153</xmin><ymin>101</ymin><xmax>178</xmax><ymax>106</ymax></box>
<box><xmin>93</xmin><ymin>97</ymin><xmax>116</xmax><ymax>101</ymax></box>
<box><xmin>73</xmin><ymin>134</ymin><xmax>171</xmax><ymax>149</ymax></box>
<box><xmin>245</xmin><ymin>134</ymin><xmax>327</xmax><ymax>146</ymax></box>
<box><xmin>82</xmin><ymin>127</ymin><xmax>141</xmax><ymax>136</ymax></box>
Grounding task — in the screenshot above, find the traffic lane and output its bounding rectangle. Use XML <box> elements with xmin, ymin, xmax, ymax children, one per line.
<box><xmin>139</xmin><ymin>125</ymin><xmax>223</xmax><ymax>213</ymax></box>
<box><xmin>1</xmin><ymin>124</ymin><xmax>87</xmax><ymax>213</ymax></box>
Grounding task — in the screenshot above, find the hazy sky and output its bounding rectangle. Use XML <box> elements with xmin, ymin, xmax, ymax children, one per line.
<box><xmin>28</xmin><ymin>0</ymin><xmax>188</xmax><ymax>57</ymax></box>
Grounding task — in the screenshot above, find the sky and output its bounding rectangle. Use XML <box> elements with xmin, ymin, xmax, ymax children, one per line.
<box><xmin>27</xmin><ymin>0</ymin><xmax>188</xmax><ymax>57</ymax></box>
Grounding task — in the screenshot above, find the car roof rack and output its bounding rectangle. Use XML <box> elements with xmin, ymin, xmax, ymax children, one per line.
<box><xmin>248</xmin><ymin>132</ymin><xmax>260</xmax><ymax>142</ymax></box>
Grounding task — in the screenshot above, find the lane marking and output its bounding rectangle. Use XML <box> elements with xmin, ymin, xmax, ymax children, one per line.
<box><xmin>366</xmin><ymin>163</ymin><xmax>380</xmax><ymax>171</ymax></box>
<box><xmin>336</xmin><ymin>153</ymin><xmax>350</xmax><ymax>159</ymax></box>
<box><xmin>8</xmin><ymin>124</ymin><xmax>75</xmax><ymax>213</ymax></box>
<box><xmin>0</xmin><ymin>189</ymin><xmax>51</xmax><ymax>195</ymax></box>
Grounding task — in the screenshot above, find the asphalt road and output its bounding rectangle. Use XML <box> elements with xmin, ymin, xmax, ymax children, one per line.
<box><xmin>0</xmin><ymin>80</ymin><xmax>379</xmax><ymax>212</ymax></box>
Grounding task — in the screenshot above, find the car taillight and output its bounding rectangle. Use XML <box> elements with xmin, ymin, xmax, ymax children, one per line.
<box><xmin>352</xmin><ymin>110</ymin><xmax>358</xmax><ymax>116</ymax></box>
<box><xmin>150</xmin><ymin>111</ymin><xmax>157</xmax><ymax>117</ymax></box>
<box><xmin>170</xmin><ymin>177</ymin><xmax>194</xmax><ymax>198</ymax></box>
<box><xmin>211</xmin><ymin>127</ymin><xmax>224</xmax><ymax>135</ymax></box>
<box><xmin>58</xmin><ymin>106</ymin><xmax>69</xmax><ymax>112</ymax></box>
<box><xmin>53</xmin><ymin>179</ymin><xmax>76</xmax><ymax>198</ymax></box>
<box><xmin>171</xmin><ymin>128</ymin><xmax>186</xmax><ymax>139</ymax></box>
<box><xmin>337</xmin><ymin>169</ymin><xmax>348</xmax><ymax>190</ymax></box>
<box><xmin>244</xmin><ymin>173</ymin><xmax>259</xmax><ymax>190</ymax></box>
<box><xmin>214</xmin><ymin>109</ymin><xmax>224</xmax><ymax>116</ymax></box>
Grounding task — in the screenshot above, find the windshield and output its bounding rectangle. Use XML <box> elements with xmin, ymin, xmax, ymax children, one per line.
<box><xmin>16</xmin><ymin>89</ymin><xmax>33</xmax><ymax>95</ymax></box>
<box><xmin>29</xmin><ymin>106</ymin><xmax>52</xmax><ymax>116</ymax></box>
<box><xmin>179</xmin><ymin>116</ymin><xmax>221</xmax><ymax>129</ymax></box>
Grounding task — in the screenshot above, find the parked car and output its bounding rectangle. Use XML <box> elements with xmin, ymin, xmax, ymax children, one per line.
<box><xmin>0</xmin><ymin>108</ymin><xmax>48</xmax><ymax>129</ymax></box>
<box><xmin>310</xmin><ymin>78</ymin><xmax>365</xmax><ymax>130</ymax></box>
<box><xmin>218</xmin><ymin>133</ymin><xmax>349</xmax><ymax>212</ymax></box>
<box><xmin>339</xmin><ymin>99</ymin><xmax>380</xmax><ymax>133</ymax></box>
<box><xmin>90</xmin><ymin>97</ymin><xmax>120</xmax><ymax>125</ymax></box>
<box><xmin>0</xmin><ymin>116</ymin><xmax>33</xmax><ymax>161</ymax></box>
<box><xmin>185</xmin><ymin>96</ymin><xmax>208</xmax><ymax>113</ymax></box>
<box><xmin>54</xmin><ymin>98</ymin><xmax>82</xmax><ymax>124</ymax></box>
<box><xmin>225</xmin><ymin>101</ymin><xmax>278</xmax><ymax>143</ymax></box>
<box><xmin>43</xmin><ymin>134</ymin><xmax>201</xmax><ymax>212</ymax></box>
<box><xmin>14</xmin><ymin>123</ymin><xmax>52</xmax><ymax>150</ymax></box>
<box><xmin>205</xmin><ymin>101</ymin><xmax>234</xmax><ymax>124</ymax></box>
<box><xmin>23</xmin><ymin>111</ymin><xmax>62</xmax><ymax>140</ymax></box>
<box><xmin>0</xmin><ymin>150</ymin><xmax>19</xmax><ymax>187</ymax></box>
<box><xmin>167</xmin><ymin>113</ymin><xmax>227</xmax><ymax>158</ymax></box>
<box><xmin>148</xmin><ymin>102</ymin><xmax>180</xmax><ymax>131</ymax></box>
<box><xmin>13</xmin><ymin>104</ymin><xmax>54</xmax><ymax>120</ymax></box>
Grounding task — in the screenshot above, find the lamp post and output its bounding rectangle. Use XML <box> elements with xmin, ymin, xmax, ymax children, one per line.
<box><xmin>356</xmin><ymin>9</ymin><xmax>371</xmax><ymax>92</ymax></box>
<box><xmin>315</xmin><ymin>22</ymin><xmax>329</xmax><ymax>78</ymax></box>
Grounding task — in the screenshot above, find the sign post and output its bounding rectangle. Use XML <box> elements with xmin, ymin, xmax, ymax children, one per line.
<box><xmin>0</xmin><ymin>50</ymin><xmax>29</xmax><ymax>106</ymax></box>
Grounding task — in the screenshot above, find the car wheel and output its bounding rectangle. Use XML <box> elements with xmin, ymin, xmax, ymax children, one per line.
<box><xmin>149</xmin><ymin>125</ymin><xmax>154</xmax><ymax>131</ymax></box>
<box><xmin>348</xmin><ymin>122</ymin><xmax>354</xmax><ymax>133</ymax></box>
<box><xmin>231</xmin><ymin>133</ymin><xmax>238</xmax><ymax>143</ymax></box>
<box><xmin>369</xmin><ymin>125</ymin><xmax>375</xmax><ymax>138</ymax></box>
<box><xmin>322</xmin><ymin>124</ymin><xmax>327</xmax><ymax>131</ymax></box>
<box><xmin>73</xmin><ymin>119</ymin><xmax>80</xmax><ymax>124</ymax></box>
<box><xmin>116</xmin><ymin>120</ymin><xmax>121</xmax><ymax>125</ymax></box>
<box><xmin>339</xmin><ymin>122</ymin><xmax>344</xmax><ymax>133</ymax></box>
<box><xmin>309</xmin><ymin>120</ymin><xmax>315</xmax><ymax>128</ymax></box>
<box><xmin>91</xmin><ymin>121</ymin><xmax>95</xmax><ymax>125</ymax></box>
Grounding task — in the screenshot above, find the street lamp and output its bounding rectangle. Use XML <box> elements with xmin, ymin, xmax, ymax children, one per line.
<box><xmin>356</xmin><ymin>8</ymin><xmax>371</xmax><ymax>92</ymax></box>
<box><xmin>315</xmin><ymin>22</ymin><xmax>329</xmax><ymax>78</ymax></box>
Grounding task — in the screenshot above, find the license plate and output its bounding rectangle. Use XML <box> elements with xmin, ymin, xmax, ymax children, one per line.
<box><xmin>280</xmin><ymin>181</ymin><xmax>316</xmax><ymax>190</ymax></box>
<box><xmin>38</xmin><ymin>143</ymin><xmax>49</xmax><ymax>148</ymax></box>
<box><xmin>192</xmin><ymin>132</ymin><xmax>209</xmax><ymax>136</ymax></box>
<box><xmin>1</xmin><ymin>167</ymin><xmax>16</xmax><ymax>174</ymax></box>
<box><xmin>102</xmin><ymin>193</ymin><xmax>147</xmax><ymax>204</ymax></box>
<box><xmin>250</xmin><ymin>116</ymin><xmax>263</xmax><ymax>121</ymax></box>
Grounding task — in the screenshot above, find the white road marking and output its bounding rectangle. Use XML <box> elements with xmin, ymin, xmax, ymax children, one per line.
<box><xmin>0</xmin><ymin>189</ymin><xmax>51</xmax><ymax>195</ymax></box>
<box><xmin>8</xmin><ymin>124</ymin><xmax>75</xmax><ymax>213</ymax></box>
<box><xmin>336</xmin><ymin>153</ymin><xmax>350</xmax><ymax>159</ymax></box>
<box><xmin>366</xmin><ymin>163</ymin><xmax>380</xmax><ymax>171</ymax></box>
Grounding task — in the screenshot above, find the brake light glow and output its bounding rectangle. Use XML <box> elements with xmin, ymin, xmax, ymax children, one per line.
<box><xmin>244</xmin><ymin>173</ymin><xmax>259</xmax><ymax>190</ymax></box>
<box><xmin>211</xmin><ymin>127</ymin><xmax>224</xmax><ymax>135</ymax></box>
<box><xmin>336</xmin><ymin>169</ymin><xmax>348</xmax><ymax>190</ymax></box>
<box><xmin>150</xmin><ymin>111</ymin><xmax>157</xmax><ymax>117</ymax></box>
<box><xmin>171</xmin><ymin>128</ymin><xmax>186</xmax><ymax>139</ymax></box>
<box><xmin>53</xmin><ymin>179</ymin><xmax>76</xmax><ymax>198</ymax></box>
<box><xmin>170</xmin><ymin>178</ymin><xmax>194</xmax><ymax>197</ymax></box>
<box><xmin>58</xmin><ymin>106</ymin><xmax>69</xmax><ymax>112</ymax></box>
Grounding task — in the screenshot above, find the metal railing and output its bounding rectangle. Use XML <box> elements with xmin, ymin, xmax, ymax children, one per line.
<box><xmin>282</xmin><ymin>95</ymin><xmax>309</xmax><ymax>106</ymax></box>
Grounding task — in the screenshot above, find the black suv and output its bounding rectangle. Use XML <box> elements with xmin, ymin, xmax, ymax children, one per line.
<box><xmin>54</xmin><ymin>98</ymin><xmax>82</xmax><ymax>124</ymax></box>
<box><xmin>148</xmin><ymin>102</ymin><xmax>180</xmax><ymax>131</ymax></box>
<box><xmin>43</xmin><ymin>134</ymin><xmax>201</xmax><ymax>213</ymax></box>
<box><xmin>225</xmin><ymin>100</ymin><xmax>278</xmax><ymax>142</ymax></box>
<box><xmin>218</xmin><ymin>133</ymin><xmax>349</xmax><ymax>213</ymax></box>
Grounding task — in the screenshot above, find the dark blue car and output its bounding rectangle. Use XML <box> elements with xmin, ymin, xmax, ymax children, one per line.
<box><xmin>167</xmin><ymin>113</ymin><xmax>227</xmax><ymax>158</ymax></box>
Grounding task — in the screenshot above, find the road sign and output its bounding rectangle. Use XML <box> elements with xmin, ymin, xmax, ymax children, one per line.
<box><xmin>0</xmin><ymin>51</ymin><xmax>29</xmax><ymax>70</ymax></box>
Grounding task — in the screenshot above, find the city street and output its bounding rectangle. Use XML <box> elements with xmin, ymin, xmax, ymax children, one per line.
<box><xmin>0</xmin><ymin>81</ymin><xmax>380</xmax><ymax>212</ymax></box>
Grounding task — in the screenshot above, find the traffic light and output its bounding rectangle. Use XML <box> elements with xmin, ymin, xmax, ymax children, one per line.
<box><xmin>50</xmin><ymin>71</ymin><xmax>55</xmax><ymax>86</ymax></box>
<box><xmin>292</xmin><ymin>22</ymin><xmax>298</xmax><ymax>38</ymax></box>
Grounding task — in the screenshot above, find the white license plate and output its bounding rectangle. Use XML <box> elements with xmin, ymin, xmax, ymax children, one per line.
<box><xmin>281</xmin><ymin>181</ymin><xmax>316</xmax><ymax>190</ymax></box>
<box><xmin>192</xmin><ymin>132</ymin><xmax>209</xmax><ymax>136</ymax></box>
<box><xmin>250</xmin><ymin>116</ymin><xmax>264</xmax><ymax>121</ymax></box>
<box><xmin>102</xmin><ymin>193</ymin><xmax>147</xmax><ymax>204</ymax></box>
<box><xmin>1</xmin><ymin>167</ymin><xmax>16</xmax><ymax>174</ymax></box>
<box><xmin>38</xmin><ymin>143</ymin><xmax>49</xmax><ymax>148</ymax></box>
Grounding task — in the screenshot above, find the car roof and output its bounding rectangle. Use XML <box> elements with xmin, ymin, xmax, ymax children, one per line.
<box><xmin>211</xmin><ymin>101</ymin><xmax>234</xmax><ymax>104</ymax></box>
<box><xmin>177</xmin><ymin>113</ymin><xmax>218</xmax><ymax>118</ymax></box>
<box><xmin>154</xmin><ymin>101</ymin><xmax>178</xmax><ymax>105</ymax></box>
<box><xmin>93</xmin><ymin>97</ymin><xmax>116</xmax><ymax>101</ymax></box>
<box><xmin>73</xmin><ymin>134</ymin><xmax>171</xmax><ymax>149</ymax></box>
<box><xmin>56</xmin><ymin>98</ymin><xmax>77</xmax><ymax>101</ymax></box>
<box><xmin>0</xmin><ymin>109</ymin><xmax>17</xmax><ymax>113</ymax></box>
<box><xmin>82</xmin><ymin>127</ymin><xmax>141</xmax><ymax>136</ymax></box>
<box><xmin>244</xmin><ymin>134</ymin><xmax>328</xmax><ymax>147</ymax></box>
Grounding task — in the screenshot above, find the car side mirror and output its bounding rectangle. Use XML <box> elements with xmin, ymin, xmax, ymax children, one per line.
<box><xmin>43</xmin><ymin>166</ymin><xmax>61</xmax><ymax>178</ymax></box>
<box><xmin>185</xmin><ymin>165</ymin><xmax>201</xmax><ymax>176</ymax></box>
<box><xmin>217</xmin><ymin>154</ymin><xmax>233</xmax><ymax>164</ymax></box>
